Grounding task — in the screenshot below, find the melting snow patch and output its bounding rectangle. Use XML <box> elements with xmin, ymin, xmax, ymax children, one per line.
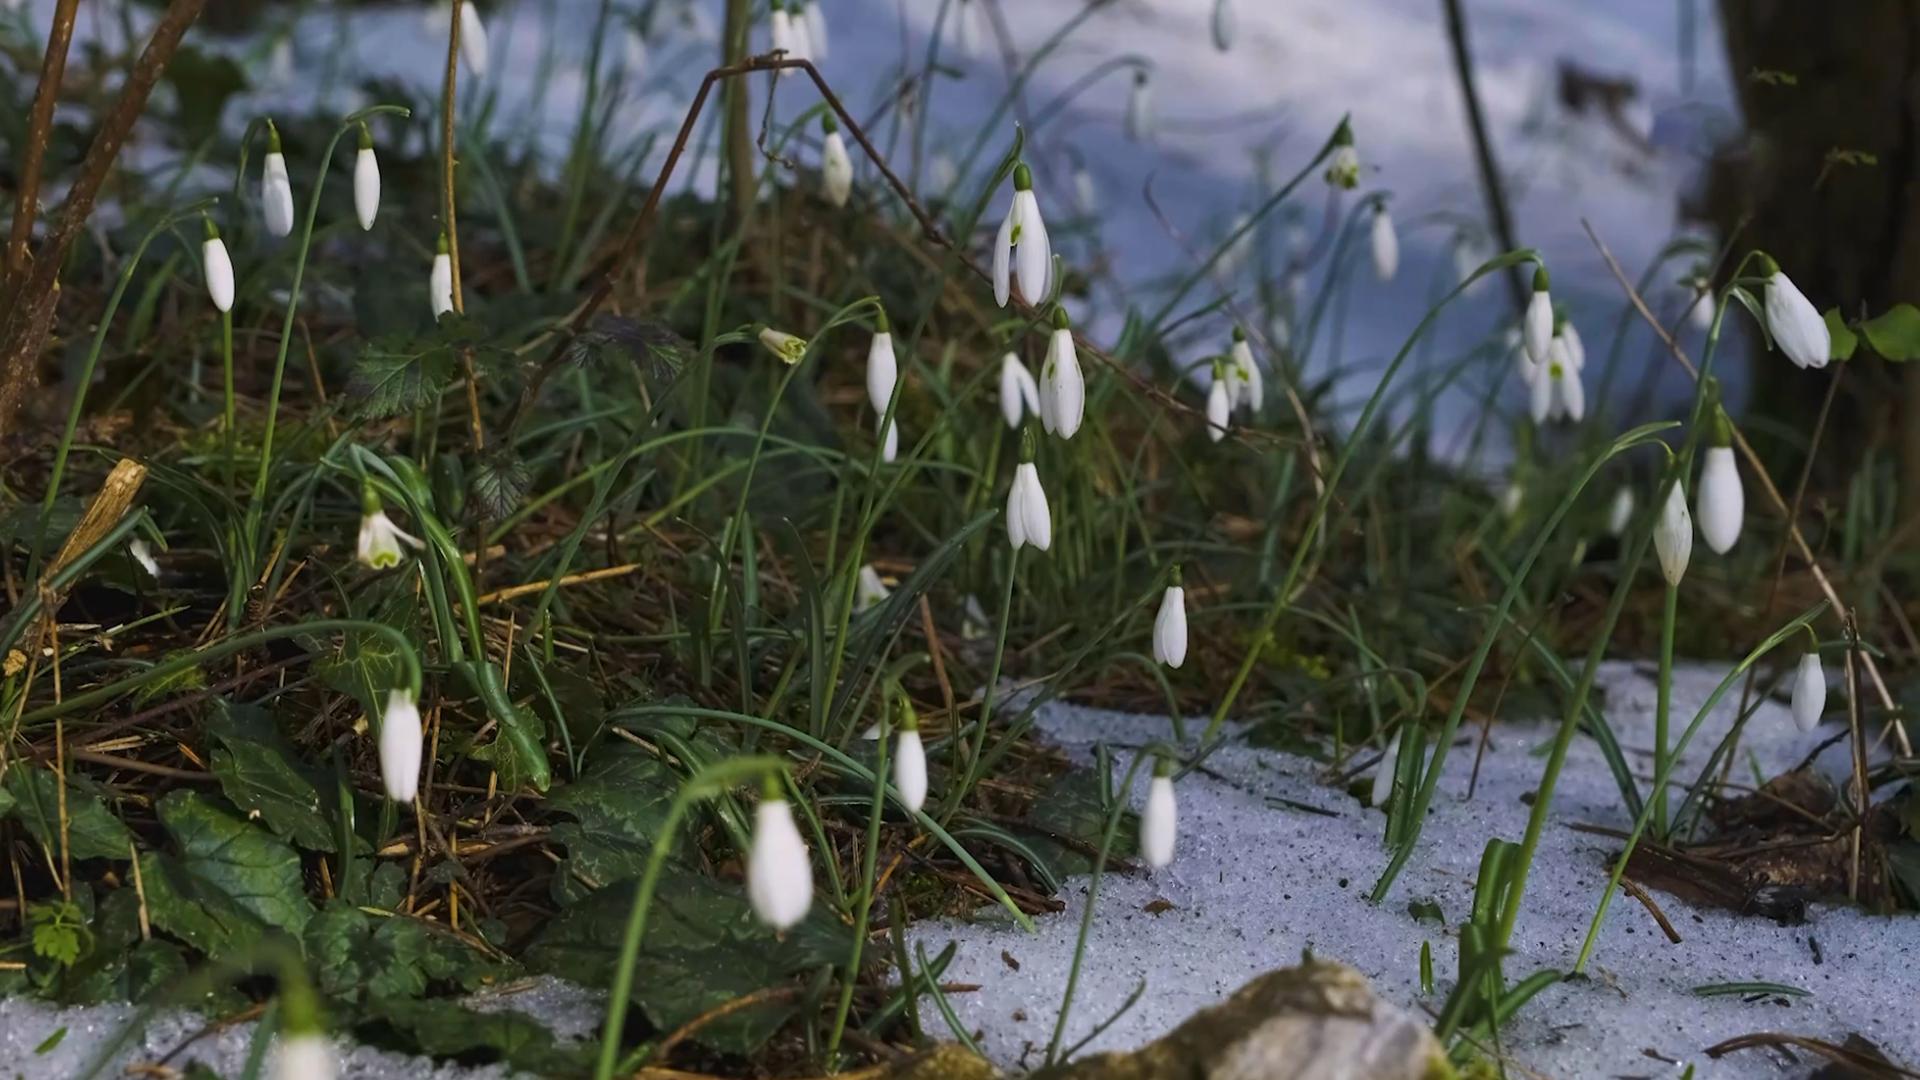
<box><xmin>912</xmin><ymin>661</ymin><xmax>1920</xmax><ymax>1076</ymax></box>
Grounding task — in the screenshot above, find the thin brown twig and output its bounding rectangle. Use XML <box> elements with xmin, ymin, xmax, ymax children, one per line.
<box><xmin>3</xmin><ymin>0</ymin><xmax>81</xmax><ymax>286</ymax></box>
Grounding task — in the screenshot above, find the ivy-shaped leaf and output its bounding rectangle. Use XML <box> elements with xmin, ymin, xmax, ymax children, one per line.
<box><xmin>1860</xmin><ymin>303</ymin><xmax>1920</xmax><ymax>361</ymax></box>
<box><xmin>545</xmin><ymin>742</ymin><xmax>678</xmax><ymax>904</ymax></box>
<box><xmin>208</xmin><ymin>703</ymin><xmax>340</xmax><ymax>852</ymax></box>
<box><xmin>3</xmin><ymin>766</ymin><xmax>133</xmax><ymax>860</ymax></box>
<box><xmin>1824</xmin><ymin>308</ymin><xmax>1859</xmax><ymax>362</ymax></box>
<box><xmin>156</xmin><ymin>791</ymin><xmax>312</xmax><ymax>935</ymax></box>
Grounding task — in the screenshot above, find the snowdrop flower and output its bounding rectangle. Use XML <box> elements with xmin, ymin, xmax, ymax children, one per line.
<box><xmin>879</xmin><ymin>417</ymin><xmax>899</xmax><ymax>463</ymax></box>
<box><xmin>1560</xmin><ymin>318</ymin><xmax>1586</xmax><ymax>372</ymax></box>
<box><xmin>129</xmin><ymin>538</ymin><xmax>161</xmax><ymax>578</ymax></box>
<box><xmin>1228</xmin><ymin>327</ymin><xmax>1263</xmax><ymax>415</ymax></box>
<box><xmin>1369</xmin><ymin>202</ymin><xmax>1398</xmax><ymax>282</ymax></box>
<box><xmin>1653</xmin><ymin>479</ymin><xmax>1692</xmax><ymax>586</ymax></box>
<box><xmin>1761</xmin><ymin>256</ymin><xmax>1829</xmax><ymax>369</ymax></box>
<box><xmin>1153</xmin><ymin>572</ymin><xmax>1187</xmax><ymax>668</ymax></box>
<box><xmin>821</xmin><ymin>113</ymin><xmax>853</xmax><ymax>207</ymax></box>
<box><xmin>269</xmin><ymin>37</ymin><xmax>295</xmax><ymax>86</ymax></box>
<box><xmin>352</xmin><ymin>124</ymin><xmax>380</xmax><ymax>231</ymax></box>
<box><xmin>1038</xmin><ymin>306</ymin><xmax>1085</xmax><ymax>438</ymax></box>
<box><xmin>429</xmin><ymin>233</ymin><xmax>454</xmax><ymax>319</ymax></box>
<box><xmin>929</xmin><ymin>152</ymin><xmax>959</xmax><ymax>193</ymax></box>
<box><xmin>769</xmin><ymin>0</ymin><xmax>802</xmax><ymax>71</ymax></box>
<box><xmin>1139</xmin><ymin>757</ymin><xmax>1177</xmax><ymax>869</ymax></box>
<box><xmin>379</xmin><ymin>688</ymin><xmax>423</xmax><ymax>804</ymax></box>
<box><xmin>1369</xmin><ymin>730</ymin><xmax>1400</xmax><ymax>808</ymax></box>
<box><xmin>1522</xmin><ymin>266</ymin><xmax>1553</xmax><ymax>368</ymax></box>
<box><xmin>787</xmin><ymin>1</ymin><xmax>815</xmax><ymax>63</ymax></box>
<box><xmin>1074</xmin><ymin>166</ymin><xmax>1098</xmax><ymax>214</ymax></box>
<box><xmin>993</xmin><ymin>162</ymin><xmax>1052</xmax><ymax>307</ymax></box>
<box><xmin>1696</xmin><ymin>414</ymin><xmax>1744</xmax><ymax>554</ymax></box>
<box><xmin>1606</xmin><ymin>485</ymin><xmax>1635</xmax><ymax>538</ymax></box>
<box><xmin>866</xmin><ymin>308</ymin><xmax>897</xmax><ymax>417</ymax></box>
<box><xmin>1453</xmin><ymin>233</ymin><xmax>1488</xmax><ymax>292</ymax></box>
<box><xmin>1530</xmin><ymin>332</ymin><xmax>1584</xmax><ymax>423</ymax></box>
<box><xmin>803</xmin><ymin>0</ymin><xmax>829</xmax><ymax>60</ymax></box>
<box><xmin>892</xmin><ymin>699</ymin><xmax>927</xmax><ymax>813</ymax></box>
<box><xmin>1212</xmin><ymin>0</ymin><xmax>1235</xmax><ymax>51</ymax></box>
<box><xmin>951</xmin><ymin>0</ymin><xmax>986</xmax><ymax>58</ymax></box>
<box><xmin>1005</xmin><ymin>436</ymin><xmax>1052</xmax><ymax>552</ymax></box>
<box><xmin>458</xmin><ymin>1</ymin><xmax>489</xmax><ymax>77</ymax></box>
<box><xmin>1791</xmin><ymin>649</ymin><xmax>1825</xmax><ymax>733</ymax></box>
<box><xmin>271</xmin><ymin>1032</ymin><xmax>333</xmax><ymax>1080</ymax></box>
<box><xmin>758</xmin><ymin>326</ymin><xmax>808</xmax><ymax>364</ymax></box>
<box><xmin>202</xmin><ymin>217</ymin><xmax>234</xmax><ymax>313</ymax></box>
<box><xmin>1684</xmin><ymin>276</ymin><xmax>1714</xmax><ymax>331</ymax></box>
<box><xmin>999</xmin><ymin>352</ymin><xmax>1041</xmax><ymax>429</ymax></box>
<box><xmin>748</xmin><ymin>781</ymin><xmax>814</xmax><ymax>929</ymax></box>
<box><xmin>260</xmin><ymin>121</ymin><xmax>295</xmax><ymax>239</ymax></box>
<box><xmin>1205</xmin><ymin>360</ymin><xmax>1231</xmax><ymax>443</ymax></box>
<box><xmin>1124</xmin><ymin>70</ymin><xmax>1154</xmax><ymax>142</ymax></box>
<box><xmin>358</xmin><ymin>487</ymin><xmax>424</xmax><ymax>570</ymax></box>
<box><xmin>855</xmin><ymin>564</ymin><xmax>890</xmax><ymax>613</ymax></box>
<box><xmin>1324</xmin><ymin>121</ymin><xmax>1359</xmax><ymax>189</ymax></box>
<box><xmin>624</xmin><ymin>23</ymin><xmax>649</xmax><ymax>72</ymax></box>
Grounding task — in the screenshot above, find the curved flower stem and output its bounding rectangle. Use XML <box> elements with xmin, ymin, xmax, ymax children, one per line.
<box><xmin>220</xmin><ymin>308</ymin><xmax>236</xmax><ymax>489</ymax></box>
<box><xmin>1651</xmin><ymin>582</ymin><xmax>1678</xmax><ymax>837</ymax></box>
<box><xmin>14</xmin><ymin>618</ymin><xmax>423</xmax><ymax>728</ymax></box>
<box><xmin>24</xmin><ymin>198</ymin><xmax>214</xmax><ymax>586</ymax></box>
<box><xmin>593</xmin><ymin>756</ymin><xmax>784</xmax><ymax>1080</ymax></box>
<box><xmin>822</xmin><ymin>704</ymin><xmax>891</xmax><ymax>1065</ymax></box>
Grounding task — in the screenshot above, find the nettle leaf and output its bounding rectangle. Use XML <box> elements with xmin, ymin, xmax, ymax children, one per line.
<box><xmin>345</xmin><ymin>335</ymin><xmax>459</xmax><ymax>419</ymax></box>
<box><xmin>1861</xmin><ymin>303</ymin><xmax>1920</xmax><ymax>361</ymax></box>
<box><xmin>207</xmin><ymin>703</ymin><xmax>340</xmax><ymax>852</ymax></box>
<box><xmin>564</xmin><ymin>314</ymin><xmax>691</xmax><ymax>390</ymax></box>
<box><xmin>1824</xmin><ymin>308</ymin><xmax>1859</xmax><ymax>362</ymax></box>
<box><xmin>545</xmin><ymin>742</ymin><xmax>678</xmax><ymax>904</ymax></box>
<box><xmin>138</xmin><ymin>851</ymin><xmax>277</xmax><ymax>957</ymax></box>
<box><xmin>156</xmin><ymin>791</ymin><xmax>312</xmax><ymax>936</ymax></box>
<box><xmin>3</xmin><ymin>766</ymin><xmax>133</xmax><ymax>860</ymax></box>
<box><xmin>468</xmin><ymin>448</ymin><xmax>532</xmax><ymax>523</ymax></box>
<box><xmin>525</xmin><ymin>872</ymin><xmax>851</xmax><ymax>1054</ymax></box>
<box><xmin>305</xmin><ymin>903</ymin><xmax>501</xmax><ymax>1004</ymax></box>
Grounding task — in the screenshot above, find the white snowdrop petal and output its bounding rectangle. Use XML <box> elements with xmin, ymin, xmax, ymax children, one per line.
<box><xmin>1696</xmin><ymin>446</ymin><xmax>1744</xmax><ymax>555</ymax></box>
<box><xmin>1606</xmin><ymin>486</ymin><xmax>1635</xmax><ymax>538</ymax></box>
<box><xmin>1765</xmin><ymin>271</ymin><xmax>1830</xmax><ymax>369</ymax></box>
<box><xmin>262</xmin><ymin>153</ymin><xmax>295</xmax><ymax>239</ymax></box>
<box><xmin>992</xmin><ymin>204</ymin><xmax>1014</xmax><ymax>308</ymax></box>
<box><xmin>1369</xmin><ymin>731</ymin><xmax>1400</xmax><ymax>808</ymax></box>
<box><xmin>866</xmin><ymin>331</ymin><xmax>897</xmax><ymax>417</ymax></box>
<box><xmin>1654</xmin><ymin>481</ymin><xmax>1692</xmax><ymax>587</ymax></box>
<box><xmin>855</xmin><ymin>564</ymin><xmax>889</xmax><ymax>613</ymax></box>
<box><xmin>893</xmin><ymin>730</ymin><xmax>927</xmax><ymax>812</ymax></box>
<box><xmin>430</xmin><ymin>253</ymin><xmax>454</xmax><ymax>318</ymax></box>
<box><xmin>1140</xmin><ymin>774</ymin><xmax>1177</xmax><ymax>869</ymax></box>
<box><xmin>1206</xmin><ymin>376</ymin><xmax>1230</xmax><ymax>442</ymax></box>
<box><xmin>822</xmin><ymin>131</ymin><xmax>853</xmax><ymax>208</ymax></box>
<box><xmin>1791</xmin><ymin>653</ymin><xmax>1826</xmax><ymax>733</ymax></box>
<box><xmin>999</xmin><ymin>354</ymin><xmax>1037</xmax><ymax>429</ymax></box>
<box><xmin>379</xmin><ymin>690</ymin><xmax>424</xmax><ymax>804</ymax></box>
<box><xmin>1370</xmin><ymin>208</ymin><xmax>1398</xmax><ymax>282</ymax></box>
<box><xmin>1153</xmin><ymin>585</ymin><xmax>1187</xmax><ymax>668</ymax></box>
<box><xmin>272</xmin><ymin>1033</ymin><xmax>335</xmax><ymax>1080</ymax></box>
<box><xmin>203</xmin><ymin>238</ymin><xmax>235</xmax><ymax>313</ymax></box>
<box><xmin>353</xmin><ymin>147</ymin><xmax>381</xmax><ymax>231</ymax></box>
<box><xmin>1046</xmin><ymin>328</ymin><xmax>1084</xmax><ymax>438</ymax></box>
<box><xmin>748</xmin><ymin>799</ymin><xmax>814</xmax><ymax>929</ymax></box>
<box><xmin>1013</xmin><ymin>190</ymin><xmax>1052</xmax><ymax>303</ymax></box>
<box><xmin>1523</xmin><ymin>290</ymin><xmax>1553</xmax><ymax>368</ymax></box>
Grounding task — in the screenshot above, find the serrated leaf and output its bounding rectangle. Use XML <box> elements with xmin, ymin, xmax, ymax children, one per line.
<box><xmin>304</xmin><ymin>904</ymin><xmax>498</xmax><ymax>1004</ymax></box>
<box><xmin>137</xmin><ymin>852</ymin><xmax>273</xmax><ymax>957</ymax></box>
<box><xmin>315</xmin><ymin>618</ymin><xmax>411</xmax><ymax>722</ymax></box>
<box><xmin>468</xmin><ymin>449</ymin><xmax>531</xmax><ymax>523</ymax></box>
<box><xmin>156</xmin><ymin>791</ymin><xmax>312</xmax><ymax>935</ymax></box>
<box><xmin>565</xmin><ymin>314</ymin><xmax>691</xmax><ymax>390</ymax></box>
<box><xmin>524</xmin><ymin>871</ymin><xmax>851</xmax><ymax>1053</ymax></box>
<box><xmin>207</xmin><ymin>703</ymin><xmax>339</xmax><ymax>852</ymax></box>
<box><xmin>1861</xmin><ymin>303</ymin><xmax>1920</xmax><ymax>361</ymax></box>
<box><xmin>344</xmin><ymin>335</ymin><xmax>459</xmax><ymax>419</ymax></box>
<box><xmin>1824</xmin><ymin>308</ymin><xmax>1859</xmax><ymax>361</ymax></box>
<box><xmin>3</xmin><ymin>766</ymin><xmax>133</xmax><ymax>860</ymax></box>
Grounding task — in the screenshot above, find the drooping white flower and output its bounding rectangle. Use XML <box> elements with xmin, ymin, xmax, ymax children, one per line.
<box><xmin>1653</xmin><ymin>479</ymin><xmax>1692</xmax><ymax>586</ymax></box>
<box><xmin>1369</xmin><ymin>203</ymin><xmax>1398</xmax><ymax>282</ymax></box>
<box><xmin>951</xmin><ymin>0</ymin><xmax>986</xmax><ymax>58</ymax></box>
<box><xmin>1217</xmin><ymin>211</ymin><xmax>1254</xmax><ymax>278</ymax></box>
<box><xmin>1453</xmin><ymin>232</ymin><xmax>1488</xmax><ymax>293</ymax></box>
<box><xmin>1139</xmin><ymin>762</ymin><xmax>1177</xmax><ymax>869</ymax></box>
<box><xmin>1531</xmin><ymin>333</ymin><xmax>1584</xmax><ymax>423</ymax></box>
<box><xmin>1124</xmin><ymin>70</ymin><xmax>1154</xmax><ymax>142</ymax></box>
<box><xmin>855</xmin><ymin>564</ymin><xmax>890</xmax><ymax>613</ymax></box>
<box><xmin>1560</xmin><ymin>319</ymin><xmax>1586</xmax><ymax>372</ymax></box>
<box><xmin>352</xmin><ymin>125</ymin><xmax>380</xmax><ymax>231</ymax></box>
<box><xmin>999</xmin><ymin>353</ymin><xmax>1041</xmax><ymax>429</ymax></box>
<box><xmin>821</xmin><ymin>114</ymin><xmax>853</xmax><ymax>208</ymax></box>
<box><xmin>458</xmin><ymin>1</ymin><xmax>489</xmax><ymax>77</ymax></box>
<box><xmin>1006</xmin><ymin>460</ymin><xmax>1052</xmax><ymax>552</ymax></box>
<box><xmin>748</xmin><ymin>789</ymin><xmax>814</xmax><ymax>929</ymax></box>
<box><xmin>1324</xmin><ymin>121</ymin><xmax>1359</xmax><ymax>189</ymax></box>
<box><xmin>1153</xmin><ymin>580</ymin><xmax>1187</xmax><ymax>668</ymax></box>
<box><xmin>1791</xmin><ymin>651</ymin><xmax>1825</xmax><ymax>733</ymax></box>
<box><xmin>893</xmin><ymin>710</ymin><xmax>927</xmax><ymax>813</ymax></box>
<box><xmin>1528</xmin><ymin>357</ymin><xmax>1553</xmax><ymax>425</ymax></box>
<box><xmin>866</xmin><ymin>310</ymin><xmax>897</xmax><ymax>417</ymax></box>
<box><xmin>1522</xmin><ymin>267</ymin><xmax>1553</xmax><ymax>368</ymax></box>
<box><xmin>1369</xmin><ymin>730</ymin><xmax>1400</xmax><ymax>808</ymax></box>
<box><xmin>271</xmin><ymin>1032</ymin><xmax>334</xmax><ymax>1080</ymax></box>
<box><xmin>202</xmin><ymin>218</ymin><xmax>234</xmax><ymax>313</ymax></box>
<box><xmin>1763</xmin><ymin>261</ymin><xmax>1830</xmax><ymax>369</ymax></box>
<box><xmin>379</xmin><ymin>688</ymin><xmax>423</xmax><ymax>804</ymax></box>
<box><xmin>993</xmin><ymin>162</ymin><xmax>1052</xmax><ymax>307</ymax></box>
<box><xmin>130</xmin><ymin>538</ymin><xmax>161</xmax><ymax>578</ymax></box>
<box><xmin>803</xmin><ymin>0</ymin><xmax>829</xmax><ymax>60</ymax></box>
<box><xmin>429</xmin><ymin>234</ymin><xmax>454</xmax><ymax>319</ymax></box>
<box><xmin>1696</xmin><ymin>442</ymin><xmax>1744</xmax><ymax>555</ymax></box>
<box><xmin>758</xmin><ymin>326</ymin><xmax>808</xmax><ymax>364</ymax></box>
<box><xmin>1205</xmin><ymin>362</ymin><xmax>1231</xmax><ymax>443</ymax></box>
<box><xmin>624</xmin><ymin>23</ymin><xmax>649</xmax><ymax>72</ymax></box>
<box><xmin>261</xmin><ymin>122</ymin><xmax>295</xmax><ymax>239</ymax></box>
<box><xmin>1685</xmin><ymin>277</ymin><xmax>1714</xmax><ymax>331</ymax></box>
<box><xmin>769</xmin><ymin>0</ymin><xmax>804</xmax><ymax>71</ymax></box>
<box><xmin>358</xmin><ymin>496</ymin><xmax>424</xmax><ymax>571</ymax></box>
<box><xmin>1499</xmin><ymin>477</ymin><xmax>1523</xmax><ymax>518</ymax></box>
<box><xmin>787</xmin><ymin>1</ymin><xmax>814</xmax><ymax>63</ymax></box>
<box><xmin>928</xmin><ymin>151</ymin><xmax>959</xmax><ymax>193</ymax></box>
<box><xmin>1211</xmin><ymin>0</ymin><xmax>1235</xmax><ymax>51</ymax></box>
<box><xmin>269</xmin><ymin>36</ymin><xmax>295</xmax><ymax>87</ymax></box>
<box><xmin>1039</xmin><ymin>307</ymin><xmax>1084</xmax><ymax>438</ymax></box>
<box><xmin>1228</xmin><ymin>328</ymin><xmax>1263</xmax><ymax>415</ymax></box>
<box><xmin>1606</xmin><ymin>485</ymin><xmax>1635</xmax><ymax>538</ymax></box>
<box><xmin>1073</xmin><ymin>166</ymin><xmax>1098</xmax><ymax>214</ymax></box>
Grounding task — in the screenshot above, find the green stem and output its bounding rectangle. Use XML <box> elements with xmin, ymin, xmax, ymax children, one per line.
<box><xmin>947</xmin><ymin>547</ymin><xmax>1020</xmax><ymax>815</ymax></box>
<box><xmin>823</xmin><ymin>705</ymin><xmax>890</xmax><ymax>1064</ymax></box>
<box><xmin>1651</xmin><ymin>582</ymin><xmax>1678</xmax><ymax>838</ymax></box>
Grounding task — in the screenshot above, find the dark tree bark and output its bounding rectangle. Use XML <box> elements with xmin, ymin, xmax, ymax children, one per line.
<box><xmin>1712</xmin><ymin>0</ymin><xmax>1920</xmax><ymax>510</ymax></box>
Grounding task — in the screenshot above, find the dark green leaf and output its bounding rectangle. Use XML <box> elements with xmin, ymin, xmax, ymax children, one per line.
<box><xmin>156</xmin><ymin>791</ymin><xmax>312</xmax><ymax>935</ymax></box>
<box><xmin>367</xmin><ymin>998</ymin><xmax>587</xmax><ymax>1073</ymax></box>
<box><xmin>468</xmin><ymin>448</ymin><xmax>531</xmax><ymax>523</ymax></box>
<box><xmin>566</xmin><ymin>314</ymin><xmax>691</xmax><ymax>390</ymax></box>
<box><xmin>1824</xmin><ymin>308</ymin><xmax>1859</xmax><ymax>361</ymax></box>
<box><xmin>526</xmin><ymin>872</ymin><xmax>849</xmax><ymax>1053</ymax></box>
<box><xmin>315</xmin><ymin>619</ymin><xmax>411</xmax><ymax>722</ymax></box>
<box><xmin>1014</xmin><ymin>769</ymin><xmax>1133</xmax><ymax>876</ymax></box>
<box><xmin>3</xmin><ymin>766</ymin><xmax>133</xmax><ymax>860</ymax></box>
<box><xmin>1860</xmin><ymin>303</ymin><xmax>1920</xmax><ymax>361</ymax></box>
<box><xmin>457</xmin><ymin>660</ymin><xmax>551</xmax><ymax>793</ymax></box>
<box><xmin>208</xmin><ymin>704</ymin><xmax>338</xmax><ymax>852</ymax></box>
<box><xmin>545</xmin><ymin>742</ymin><xmax>678</xmax><ymax>904</ymax></box>
<box><xmin>304</xmin><ymin>903</ymin><xmax>502</xmax><ymax>1004</ymax></box>
<box><xmin>344</xmin><ymin>335</ymin><xmax>459</xmax><ymax>419</ymax></box>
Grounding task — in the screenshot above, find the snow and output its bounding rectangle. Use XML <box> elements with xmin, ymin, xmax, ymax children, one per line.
<box><xmin>910</xmin><ymin>661</ymin><xmax>1920</xmax><ymax>1076</ymax></box>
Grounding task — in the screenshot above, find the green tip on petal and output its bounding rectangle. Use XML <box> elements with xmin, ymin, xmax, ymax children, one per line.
<box><xmin>1710</xmin><ymin>406</ymin><xmax>1734</xmax><ymax>448</ymax></box>
<box><xmin>357</xmin><ymin>122</ymin><xmax>373</xmax><ymax>150</ymax></box>
<box><xmin>1013</xmin><ymin>162</ymin><xmax>1033</xmax><ymax>191</ymax></box>
<box><xmin>436</xmin><ymin>232</ymin><xmax>450</xmax><ymax>255</ymax></box>
<box><xmin>1332</xmin><ymin>118</ymin><xmax>1353</xmax><ymax>146</ymax></box>
<box><xmin>1754</xmin><ymin>252</ymin><xmax>1780</xmax><ymax>277</ymax></box>
<box><xmin>1019</xmin><ymin>424</ymin><xmax>1038</xmax><ymax>463</ymax></box>
<box><xmin>360</xmin><ymin>483</ymin><xmax>382</xmax><ymax>516</ymax></box>
<box><xmin>1231</xmin><ymin>326</ymin><xmax>1246</xmax><ymax>343</ymax></box>
<box><xmin>874</xmin><ymin>306</ymin><xmax>889</xmax><ymax>333</ymax></box>
<box><xmin>761</xmin><ymin>770</ymin><xmax>786</xmax><ymax>801</ymax></box>
<box><xmin>1152</xmin><ymin>754</ymin><xmax>1173</xmax><ymax>779</ymax></box>
<box><xmin>894</xmin><ymin>691</ymin><xmax>920</xmax><ymax>732</ymax></box>
<box><xmin>278</xmin><ymin>968</ymin><xmax>324</xmax><ymax>1037</ymax></box>
<box><xmin>1170</xmin><ymin>562</ymin><xmax>1183</xmax><ymax>586</ymax></box>
<box><xmin>822</xmin><ymin>111</ymin><xmax>839</xmax><ymax>134</ymax></box>
<box><xmin>1051</xmin><ymin>305</ymin><xmax>1070</xmax><ymax>330</ymax></box>
<box><xmin>1532</xmin><ymin>265</ymin><xmax>1550</xmax><ymax>292</ymax></box>
<box><xmin>202</xmin><ymin>214</ymin><xmax>221</xmax><ymax>240</ymax></box>
<box><xmin>265</xmin><ymin>118</ymin><xmax>282</xmax><ymax>152</ymax></box>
